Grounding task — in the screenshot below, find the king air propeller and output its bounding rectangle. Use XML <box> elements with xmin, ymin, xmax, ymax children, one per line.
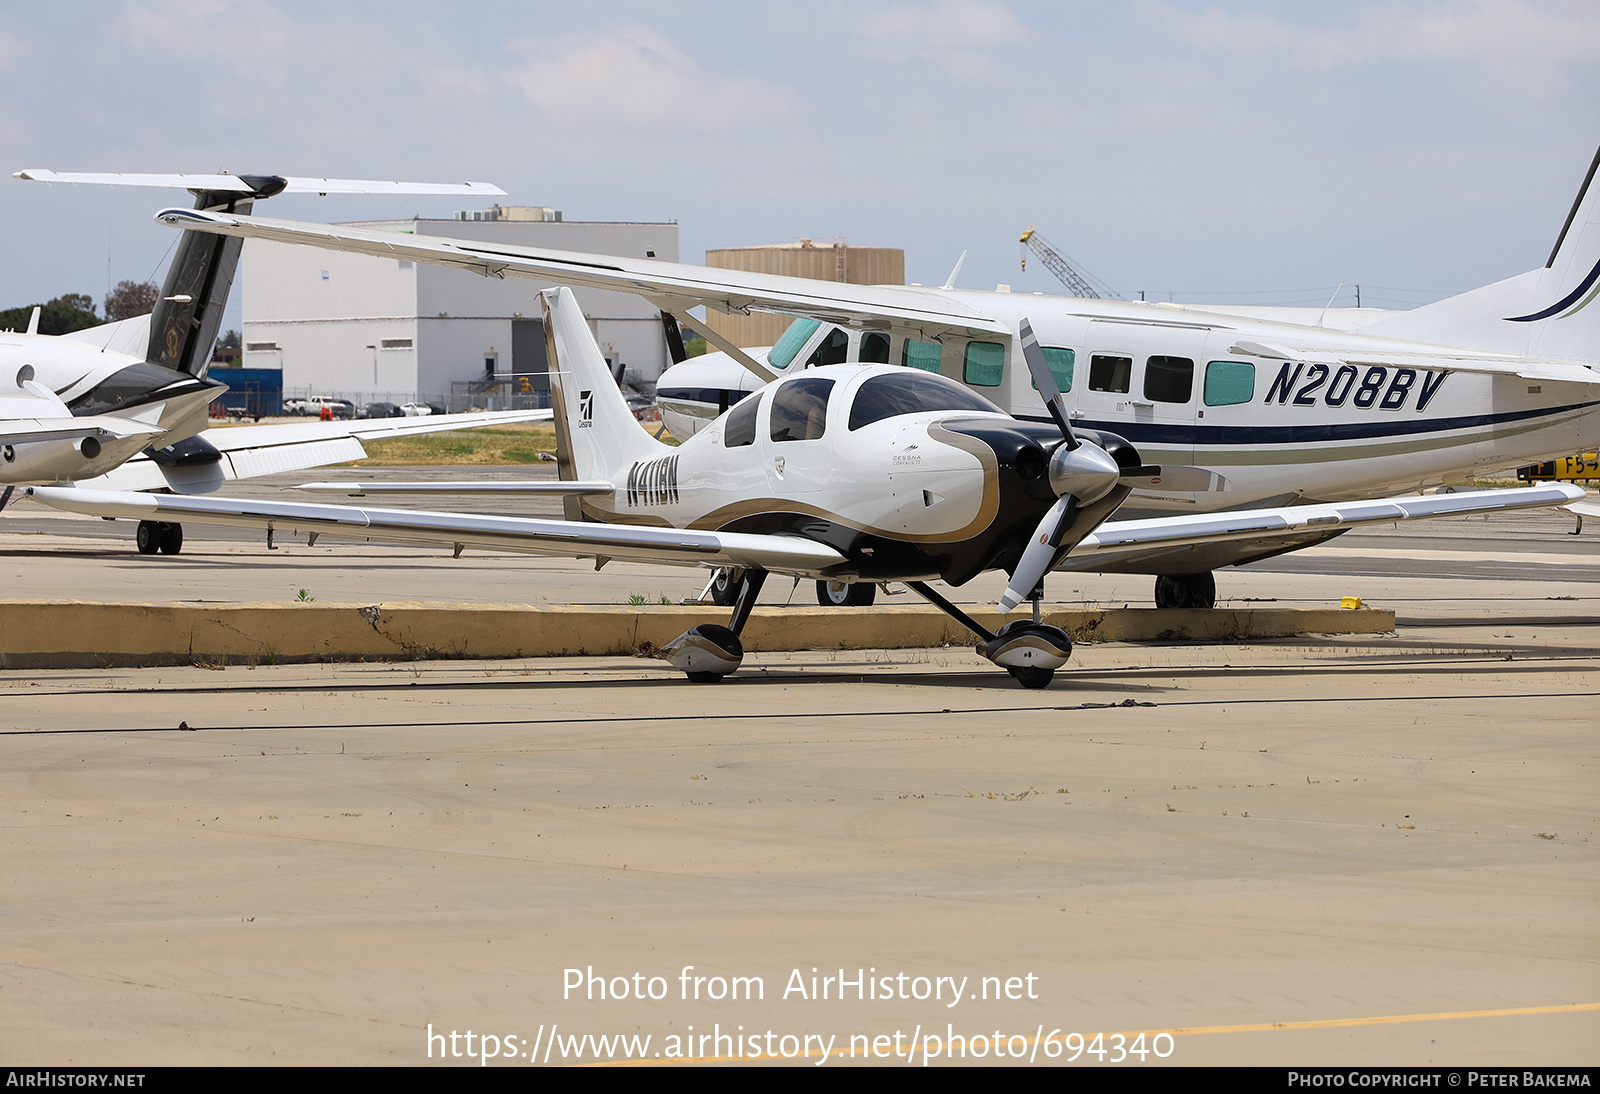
<box><xmin>996</xmin><ymin>319</ymin><xmax>1124</xmax><ymax>613</ymax></box>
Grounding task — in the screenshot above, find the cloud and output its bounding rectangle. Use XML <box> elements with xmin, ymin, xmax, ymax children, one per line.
<box><xmin>846</xmin><ymin>0</ymin><xmax>1026</xmax><ymax>80</ymax></box>
<box><xmin>1144</xmin><ymin>0</ymin><xmax>1600</xmax><ymax>75</ymax></box>
<box><xmin>503</xmin><ymin>25</ymin><xmax>799</xmax><ymax>137</ymax></box>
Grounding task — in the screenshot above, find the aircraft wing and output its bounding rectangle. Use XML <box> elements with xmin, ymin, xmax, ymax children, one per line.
<box><xmin>1060</xmin><ymin>483</ymin><xmax>1587</xmax><ymax>571</ymax></box>
<box><xmin>22</xmin><ymin>486</ymin><xmax>849</xmax><ymax>575</ymax></box>
<box><xmin>80</xmin><ymin>409</ymin><xmax>553</xmax><ymax>494</ymax></box>
<box><xmin>153</xmin><ymin>208</ymin><xmax>1010</xmax><ymax>339</ymax></box>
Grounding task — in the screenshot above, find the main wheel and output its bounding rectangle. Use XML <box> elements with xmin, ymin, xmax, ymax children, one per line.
<box><xmin>816</xmin><ymin>579</ymin><xmax>876</xmax><ymax>607</ymax></box>
<box><xmin>158</xmin><ymin>522</ymin><xmax>183</xmax><ymax>555</ymax></box>
<box><xmin>1008</xmin><ymin>666</ymin><xmax>1055</xmax><ymax>689</ymax></box>
<box><xmin>136</xmin><ymin>520</ymin><xmax>160</xmax><ymax>555</ymax></box>
<box><xmin>708</xmin><ymin>568</ymin><xmax>741</xmax><ymax>606</ymax></box>
<box><xmin>1154</xmin><ymin>571</ymin><xmax>1216</xmax><ymax>609</ymax></box>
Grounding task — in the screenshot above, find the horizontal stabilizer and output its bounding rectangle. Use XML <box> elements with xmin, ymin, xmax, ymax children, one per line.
<box><xmin>17</xmin><ymin>170</ymin><xmax>505</xmax><ymax>196</ymax></box>
<box><xmin>77</xmin><ymin>409</ymin><xmax>552</xmax><ymax>495</ymax></box>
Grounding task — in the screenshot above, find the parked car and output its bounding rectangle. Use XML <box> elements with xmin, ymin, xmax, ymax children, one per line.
<box><xmin>364</xmin><ymin>401</ymin><xmax>402</xmax><ymax>418</ymax></box>
<box><xmin>284</xmin><ymin>396</ymin><xmax>356</xmax><ymax>419</ymax></box>
<box><xmin>398</xmin><ymin>402</ymin><xmax>433</xmax><ymax>417</ymax></box>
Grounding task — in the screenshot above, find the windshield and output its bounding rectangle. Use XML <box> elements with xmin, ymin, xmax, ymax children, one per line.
<box><xmin>848</xmin><ymin>371</ymin><xmax>1004</xmax><ymax>431</ymax></box>
<box><xmin>768</xmin><ymin>318</ymin><xmax>821</xmax><ymax>370</ymax></box>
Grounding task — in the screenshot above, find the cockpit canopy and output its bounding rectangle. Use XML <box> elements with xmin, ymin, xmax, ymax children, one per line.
<box><xmin>847</xmin><ymin>370</ymin><xmax>1003</xmax><ymax>431</ymax></box>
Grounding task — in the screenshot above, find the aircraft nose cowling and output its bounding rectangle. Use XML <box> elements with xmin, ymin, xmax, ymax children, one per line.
<box><xmin>1047</xmin><ymin>440</ymin><xmax>1121</xmax><ymax>506</ymax></box>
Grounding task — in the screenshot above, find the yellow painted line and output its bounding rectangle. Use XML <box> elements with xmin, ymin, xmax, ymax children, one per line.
<box><xmin>1159</xmin><ymin>1000</ymin><xmax>1600</xmax><ymax>1037</ymax></box>
<box><xmin>579</xmin><ymin>1001</ymin><xmax>1600</xmax><ymax>1066</ymax></box>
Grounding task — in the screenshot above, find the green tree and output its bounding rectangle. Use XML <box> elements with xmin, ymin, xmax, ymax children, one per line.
<box><xmin>0</xmin><ymin>293</ymin><xmax>102</xmax><ymax>335</ymax></box>
<box><xmin>104</xmin><ymin>279</ymin><xmax>159</xmax><ymax>322</ymax></box>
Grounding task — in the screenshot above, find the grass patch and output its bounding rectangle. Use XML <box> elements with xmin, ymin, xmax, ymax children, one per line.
<box><xmin>352</xmin><ymin>423</ymin><xmax>557</xmax><ymax>466</ymax></box>
<box><xmin>344</xmin><ymin>419</ymin><xmax>670</xmax><ymax>466</ymax></box>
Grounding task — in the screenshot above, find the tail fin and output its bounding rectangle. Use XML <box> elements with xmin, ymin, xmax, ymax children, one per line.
<box><xmin>1362</xmin><ymin>144</ymin><xmax>1600</xmax><ymax>363</ymax></box>
<box><xmin>540</xmin><ymin>287</ymin><xmax>672</xmax><ymax>518</ymax></box>
<box><xmin>148</xmin><ymin>176</ymin><xmax>286</xmax><ymax>377</ymax></box>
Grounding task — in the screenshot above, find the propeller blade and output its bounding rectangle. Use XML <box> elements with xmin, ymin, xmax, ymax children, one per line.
<box><xmin>1018</xmin><ymin>317</ymin><xmax>1077</xmax><ymax>449</ymax></box>
<box><xmin>999</xmin><ymin>495</ymin><xmax>1076</xmax><ymax>613</ymax></box>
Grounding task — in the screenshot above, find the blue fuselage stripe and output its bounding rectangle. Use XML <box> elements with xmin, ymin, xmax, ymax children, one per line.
<box><xmin>1015</xmin><ymin>399</ymin><xmax>1600</xmax><ymax>446</ymax></box>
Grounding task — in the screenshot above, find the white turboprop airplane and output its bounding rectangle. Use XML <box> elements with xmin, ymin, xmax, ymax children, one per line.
<box><xmin>1</xmin><ymin>171</ymin><xmax>550</xmax><ymax>554</ymax></box>
<box><xmin>25</xmin><ymin>287</ymin><xmax>1585</xmax><ymax>688</ymax></box>
<box><xmin>136</xmin><ymin>146</ymin><xmax>1600</xmax><ymax>603</ymax></box>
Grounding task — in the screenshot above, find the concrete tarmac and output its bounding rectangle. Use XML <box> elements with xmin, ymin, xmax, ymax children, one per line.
<box><xmin>1</xmin><ymin>485</ymin><xmax>1597</xmax><ymax>1067</ymax></box>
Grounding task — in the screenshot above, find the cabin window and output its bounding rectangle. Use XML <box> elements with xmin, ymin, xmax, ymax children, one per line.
<box><xmin>1029</xmin><ymin>347</ymin><xmax>1075</xmax><ymax>392</ymax></box>
<box><xmin>849</xmin><ymin>372</ymin><xmax>1004</xmax><ymax>431</ymax></box>
<box><xmin>769</xmin><ymin>318</ymin><xmax>821</xmax><ymax>370</ymax></box>
<box><xmin>860</xmin><ymin>332</ymin><xmax>891</xmax><ymax>364</ymax></box>
<box><xmin>1088</xmin><ymin>354</ymin><xmax>1132</xmax><ymax>393</ymax></box>
<box><xmin>769</xmin><ymin>376</ymin><xmax>835</xmax><ymax>441</ymax></box>
<box><xmin>1144</xmin><ymin>356</ymin><xmax>1194</xmax><ymax>403</ymax></box>
<box><xmin>963</xmin><ymin>341</ymin><xmax>1005</xmax><ymax>387</ymax></box>
<box><xmin>1204</xmin><ymin>361</ymin><xmax>1256</xmax><ymax>406</ymax></box>
<box><xmin>902</xmin><ymin>339</ymin><xmax>943</xmax><ymax>373</ymax></box>
<box><xmin>806</xmin><ymin>326</ymin><xmax>850</xmax><ymax>367</ymax></box>
<box><xmin>724</xmin><ymin>394</ymin><xmax>760</xmax><ymax>447</ymax></box>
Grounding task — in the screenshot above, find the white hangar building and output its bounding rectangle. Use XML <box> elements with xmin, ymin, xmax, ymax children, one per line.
<box><xmin>241</xmin><ymin>207</ymin><xmax>679</xmax><ymax>409</ymax></box>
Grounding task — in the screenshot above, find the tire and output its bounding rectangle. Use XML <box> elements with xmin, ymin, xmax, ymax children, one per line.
<box><xmin>1154</xmin><ymin>572</ymin><xmax>1216</xmax><ymax>610</ymax></box>
<box><xmin>1008</xmin><ymin>666</ymin><xmax>1055</xmax><ymax>689</ymax></box>
<box><xmin>685</xmin><ymin>671</ymin><xmax>724</xmax><ymax>684</ymax></box>
<box><xmin>136</xmin><ymin>520</ymin><xmax>160</xmax><ymax>555</ymax></box>
<box><xmin>816</xmin><ymin>580</ymin><xmax>876</xmax><ymax>607</ymax></box>
<box><xmin>708</xmin><ymin>568</ymin><xmax>741</xmax><ymax>607</ymax></box>
<box><xmin>159</xmin><ymin>522</ymin><xmax>183</xmax><ymax>555</ymax></box>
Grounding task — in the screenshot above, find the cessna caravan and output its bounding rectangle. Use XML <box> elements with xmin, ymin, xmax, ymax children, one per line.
<box><xmin>1</xmin><ymin>171</ymin><xmax>547</xmax><ymax>554</ymax></box>
<box><xmin>25</xmin><ymin>288</ymin><xmax>1584</xmax><ymax>689</ymax></box>
<box><xmin>124</xmin><ymin>144</ymin><xmax>1599</xmax><ymax>603</ymax></box>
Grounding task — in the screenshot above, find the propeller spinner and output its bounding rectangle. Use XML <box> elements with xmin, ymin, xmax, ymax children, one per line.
<box><xmin>996</xmin><ymin>319</ymin><xmax>1123</xmax><ymax>613</ymax></box>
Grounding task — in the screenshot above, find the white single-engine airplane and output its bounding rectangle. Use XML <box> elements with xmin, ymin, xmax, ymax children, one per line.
<box><xmin>137</xmin><ymin>146</ymin><xmax>1600</xmax><ymax>604</ymax></box>
<box><xmin>1</xmin><ymin>171</ymin><xmax>549</xmax><ymax>554</ymax></box>
<box><xmin>26</xmin><ymin>287</ymin><xmax>1585</xmax><ymax>688</ymax></box>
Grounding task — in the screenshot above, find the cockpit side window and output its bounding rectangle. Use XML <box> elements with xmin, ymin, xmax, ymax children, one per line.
<box><xmin>724</xmin><ymin>393</ymin><xmax>760</xmax><ymax>447</ymax></box>
<box><xmin>848</xmin><ymin>371</ymin><xmax>1004</xmax><ymax>431</ymax></box>
<box><xmin>769</xmin><ymin>318</ymin><xmax>821</xmax><ymax>370</ymax></box>
<box><xmin>770</xmin><ymin>376</ymin><xmax>836</xmax><ymax>442</ymax></box>
<box><xmin>805</xmin><ymin>327</ymin><xmax>849</xmax><ymax>367</ymax></box>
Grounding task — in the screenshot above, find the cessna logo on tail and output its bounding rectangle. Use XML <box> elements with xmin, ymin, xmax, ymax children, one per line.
<box><xmin>579</xmin><ymin>390</ymin><xmax>594</xmax><ymax>428</ymax></box>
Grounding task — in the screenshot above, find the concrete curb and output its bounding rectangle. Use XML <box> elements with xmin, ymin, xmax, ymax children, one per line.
<box><xmin>0</xmin><ymin>600</ymin><xmax>1396</xmax><ymax>668</ymax></box>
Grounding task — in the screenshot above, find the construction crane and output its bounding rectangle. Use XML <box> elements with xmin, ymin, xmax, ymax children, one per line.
<box><xmin>1019</xmin><ymin>227</ymin><xmax>1120</xmax><ymax>300</ymax></box>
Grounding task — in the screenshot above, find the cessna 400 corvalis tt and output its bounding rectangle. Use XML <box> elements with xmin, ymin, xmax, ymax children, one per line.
<box><xmin>26</xmin><ymin>288</ymin><xmax>1584</xmax><ymax>689</ymax></box>
<box><xmin>139</xmin><ymin>145</ymin><xmax>1600</xmax><ymax>604</ymax></box>
<box><xmin>1</xmin><ymin>171</ymin><xmax>549</xmax><ymax>554</ymax></box>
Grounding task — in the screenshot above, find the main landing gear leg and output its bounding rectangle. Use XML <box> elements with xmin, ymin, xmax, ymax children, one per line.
<box><xmin>906</xmin><ymin>580</ymin><xmax>1072</xmax><ymax>690</ymax></box>
<box><xmin>663</xmin><ymin>568</ymin><xmax>769</xmax><ymax>682</ymax></box>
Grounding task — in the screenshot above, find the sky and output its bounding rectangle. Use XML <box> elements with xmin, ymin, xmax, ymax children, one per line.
<box><xmin>1</xmin><ymin>0</ymin><xmax>1597</xmax><ymax>332</ymax></box>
